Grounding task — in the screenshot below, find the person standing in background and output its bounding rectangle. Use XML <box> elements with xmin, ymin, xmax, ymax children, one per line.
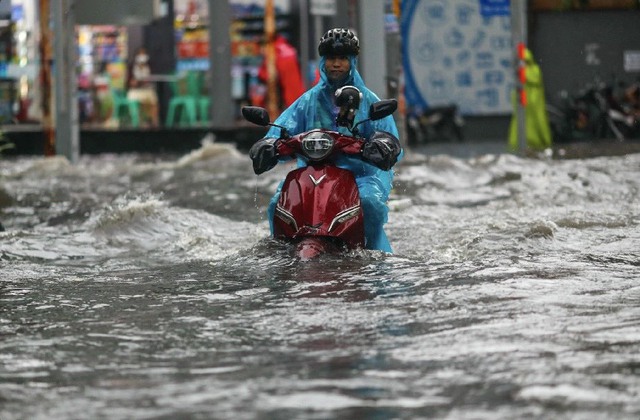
<box><xmin>509</xmin><ymin>48</ymin><xmax>552</xmax><ymax>152</ymax></box>
<box><xmin>127</xmin><ymin>47</ymin><xmax>159</xmax><ymax>127</ymax></box>
<box><xmin>256</xmin><ymin>34</ymin><xmax>305</xmax><ymax>111</ymax></box>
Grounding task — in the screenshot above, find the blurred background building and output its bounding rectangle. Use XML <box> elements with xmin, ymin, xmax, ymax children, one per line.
<box><xmin>0</xmin><ymin>0</ymin><xmax>639</xmax><ymax>150</ymax></box>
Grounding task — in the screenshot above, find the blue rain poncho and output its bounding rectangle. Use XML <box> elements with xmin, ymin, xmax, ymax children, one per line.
<box><xmin>262</xmin><ymin>55</ymin><xmax>402</xmax><ymax>252</ymax></box>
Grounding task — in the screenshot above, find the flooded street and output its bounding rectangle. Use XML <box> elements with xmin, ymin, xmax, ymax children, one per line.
<box><xmin>1</xmin><ymin>139</ymin><xmax>639</xmax><ymax>419</ymax></box>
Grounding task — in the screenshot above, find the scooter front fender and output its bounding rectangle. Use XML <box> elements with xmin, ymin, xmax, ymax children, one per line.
<box><xmin>273</xmin><ymin>164</ymin><xmax>365</xmax><ymax>249</ymax></box>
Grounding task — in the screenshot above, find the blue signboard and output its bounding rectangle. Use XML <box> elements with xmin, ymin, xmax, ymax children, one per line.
<box><xmin>479</xmin><ymin>0</ymin><xmax>510</xmax><ymax>17</ymax></box>
<box><xmin>402</xmin><ymin>0</ymin><xmax>514</xmax><ymax>116</ymax></box>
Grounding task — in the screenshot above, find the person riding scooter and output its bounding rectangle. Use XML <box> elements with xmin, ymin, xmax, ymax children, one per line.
<box><xmin>249</xmin><ymin>28</ymin><xmax>402</xmax><ymax>252</ymax></box>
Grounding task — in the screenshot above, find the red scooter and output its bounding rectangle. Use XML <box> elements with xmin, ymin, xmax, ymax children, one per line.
<box><xmin>242</xmin><ymin>98</ymin><xmax>397</xmax><ymax>260</ymax></box>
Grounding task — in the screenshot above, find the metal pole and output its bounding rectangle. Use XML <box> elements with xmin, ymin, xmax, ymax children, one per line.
<box><xmin>395</xmin><ymin>1</ymin><xmax>406</xmax><ymax>146</ymax></box>
<box><xmin>299</xmin><ymin>0</ymin><xmax>310</xmax><ymax>89</ymax></box>
<box><xmin>357</xmin><ymin>0</ymin><xmax>386</xmax><ymax>97</ymax></box>
<box><xmin>39</xmin><ymin>0</ymin><xmax>55</xmax><ymax>157</ymax></box>
<box><xmin>511</xmin><ymin>0</ymin><xmax>528</xmax><ymax>154</ymax></box>
<box><xmin>52</xmin><ymin>0</ymin><xmax>79</xmax><ymax>162</ymax></box>
<box><xmin>314</xmin><ymin>14</ymin><xmax>323</xmax><ymax>60</ymax></box>
<box><xmin>208</xmin><ymin>0</ymin><xmax>233</xmax><ymax>127</ymax></box>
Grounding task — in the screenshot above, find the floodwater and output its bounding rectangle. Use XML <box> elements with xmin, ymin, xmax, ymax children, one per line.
<box><xmin>1</xmin><ymin>138</ymin><xmax>639</xmax><ymax>419</ymax></box>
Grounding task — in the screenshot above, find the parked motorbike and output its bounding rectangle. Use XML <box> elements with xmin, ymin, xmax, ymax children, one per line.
<box><xmin>602</xmin><ymin>82</ymin><xmax>640</xmax><ymax>140</ymax></box>
<box><xmin>551</xmin><ymin>78</ymin><xmax>640</xmax><ymax>143</ymax></box>
<box><xmin>549</xmin><ymin>88</ymin><xmax>601</xmax><ymax>143</ymax></box>
<box><xmin>242</xmin><ymin>96</ymin><xmax>398</xmax><ymax>260</ymax></box>
<box><xmin>406</xmin><ymin>104</ymin><xmax>464</xmax><ymax>145</ymax></box>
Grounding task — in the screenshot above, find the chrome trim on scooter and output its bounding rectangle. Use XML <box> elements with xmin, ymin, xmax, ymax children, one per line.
<box><xmin>309</xmin><ymin>174</ymin><xmax>327</xmax><ymax>186</ymax></box>
<box><xmin>275</xmin><ymin>206</ymin><xmax>298</xmax><ymax>231</ymax></box>
<box><xmin>328</xmin><ymin>205</ymin><xmax>361</xmax><ymax>232</ymax></box>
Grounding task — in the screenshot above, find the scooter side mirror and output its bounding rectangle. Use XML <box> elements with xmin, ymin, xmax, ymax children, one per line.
<box><xmin>242</xmin><ymin>106</ymin><xmax>271</xmax><ymax>126</ymax></box>
<box><xmin>369</xmin><ymin>99</ymin><xmax>398</xmax><ymax>121</ymax></box>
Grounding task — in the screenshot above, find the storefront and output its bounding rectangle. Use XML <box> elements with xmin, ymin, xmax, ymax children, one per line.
<box><xmin>0</xmin><ymin>0</ymin><xmax>296</xmax><ymax>128</ymax></box>
<box><xmin>1</xmin><ymin>0</ymin><xmax>36</xmax><ymax>124</ymax></box>
<box><xmin>76</xmin><ymin>25</ymin><xmax>129</xmax><ymax>124</ymax></box>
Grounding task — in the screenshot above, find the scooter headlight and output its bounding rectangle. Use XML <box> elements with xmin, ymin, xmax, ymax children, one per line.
<box><xmin>301</xmin><ymin>131</ymin><xmax>334</xmax><ymax>161</ymax></box>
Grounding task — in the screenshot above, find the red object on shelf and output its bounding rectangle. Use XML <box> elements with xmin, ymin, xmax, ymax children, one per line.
<box><xmin>178</xmin><ymin>40</ymin><xmax>209</xmax><ymax>59</ymax></box>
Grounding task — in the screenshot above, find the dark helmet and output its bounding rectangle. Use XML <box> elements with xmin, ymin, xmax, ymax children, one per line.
<box><xmin>318</xmin><ymin>28</ymin><xmax>360</xmax><ymax>57</ymax></box>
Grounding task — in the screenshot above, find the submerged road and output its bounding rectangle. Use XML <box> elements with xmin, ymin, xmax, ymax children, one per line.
<box><xmin>1</xmin><ymin>141</ymin><xmax>639</xmax><ymax>419</ymax></box>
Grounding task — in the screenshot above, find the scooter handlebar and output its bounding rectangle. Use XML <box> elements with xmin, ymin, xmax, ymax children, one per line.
<box><xmin>276</xmin><ymin>130</ymin><xmax>365</xmax><ymax>158</ymax></box>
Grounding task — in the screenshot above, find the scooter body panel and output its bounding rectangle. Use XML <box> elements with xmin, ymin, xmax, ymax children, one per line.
<box><xmin>273</xmin><ymin>164</ymin><xmax>365</xmax><ymax>250</ymax></box>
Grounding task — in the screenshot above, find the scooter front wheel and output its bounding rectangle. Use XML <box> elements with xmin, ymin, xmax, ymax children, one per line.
<box><xmin>294</xmin><ymin>237</ymin><xmax>339</xmax><ymax>261</ymax></box>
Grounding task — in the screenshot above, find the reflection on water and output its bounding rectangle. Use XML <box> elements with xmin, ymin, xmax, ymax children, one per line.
<box><xmin>1</xmin><ymin>142</ymin><xmax>639</xmax><ymax>419</ymax></box>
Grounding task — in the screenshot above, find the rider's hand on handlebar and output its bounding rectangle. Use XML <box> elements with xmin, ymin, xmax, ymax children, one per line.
<box><xmin>362</xmin><ymin>131</ymin><xmax>401</xmax><ymax>171</ymax></box>
<box><xmin>249</xmin><ymin>138</ymin><xmax>279</xmax><ymax>175</ymax></box>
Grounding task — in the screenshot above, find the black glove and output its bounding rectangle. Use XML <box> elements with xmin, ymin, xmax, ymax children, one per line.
<box><xmin>249</xmin><ymin>138</ymin><xmax>278</xmax><ymax>175</ymax></box>
<box><xmin>362</xmin><ymin>131</ymin><xmax>401</xmax><ymax>170</ymax></box>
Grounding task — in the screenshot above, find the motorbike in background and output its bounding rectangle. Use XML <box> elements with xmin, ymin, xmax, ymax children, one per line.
<box><xmin>603</xmin><ymin>81</ymin><xmax>640</xmax><ymax>140</ymax></box>
<box><xmin>550</xmin><ymin>78</ymin><xmax>640</xmax><ymax>143</ymax></box>
<box><xmin>406</xmin><ymin>104</ymin><xmax>464</xmax><ymax>145</ymax></box>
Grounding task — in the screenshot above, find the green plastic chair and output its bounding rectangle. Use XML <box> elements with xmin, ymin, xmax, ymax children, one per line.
<box><xmin>111</xmin><ymin>88</ymin><xmax>141</xmax><ymax>128</ymax></box>
<box><xmin>165</xmin><ymin>71</ymin><xmax>212</xmax><ymax>126</ymax></box>
<box><xmin>104</xmin><ymin>73</ymin><xmax>141</xmax><ymax>127</ymax></box>
<box><xmin>198</xmin><ymin>97</ymin><xmax>211</xmax><ymax>125</ymax></box>
<box><xmin>194</xmin><ymin>71</ymin><xmax>211</xmax><ymax>125</ymax></box>
<box><xmin>165</xmin><ymin>71</ymin><xmax>199</xmax><ymax>127</ymax></box>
